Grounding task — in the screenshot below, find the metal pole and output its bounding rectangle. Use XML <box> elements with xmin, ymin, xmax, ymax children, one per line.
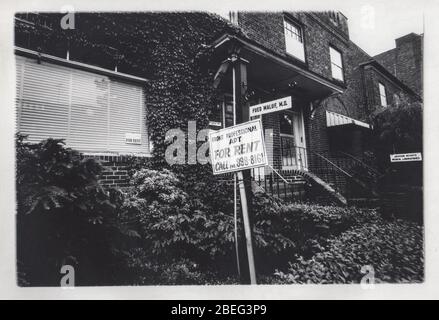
<box><xmin>236</xmin><ymin>171</ymin><xmax>257</xmax><ymax>284</ymax></box>
<box><xmin>233</xmin><ymin>57</ymin><xmax>257</xmax><ymax>285</ymax></box>
<box><xmin>233</xmin><ymin>173</ymin><xmax>240</xmax><ymax>277</ymax></box>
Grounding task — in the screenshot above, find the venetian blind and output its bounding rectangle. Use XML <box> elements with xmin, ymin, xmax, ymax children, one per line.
<box><xmin>16</xmin><ymin>55</ymin><xmax>149</xmax><ymax>155</ymax></box>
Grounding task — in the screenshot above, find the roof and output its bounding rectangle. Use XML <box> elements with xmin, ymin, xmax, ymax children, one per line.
<box><xmin>358</xmin><ymin>59</ymin><xmax>422</xmax><ymax>101</ymax></box>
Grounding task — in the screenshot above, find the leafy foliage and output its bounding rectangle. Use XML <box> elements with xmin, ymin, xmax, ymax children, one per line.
<box><xmin>370</xmin><ymin>95</ymin><xmax>423</xmax><ymax>221</ymax></box>
<box><xmin>15</xmin><ymin>12</ymin><xmax>240</xmax><ymax>165</ymax></box>
<box><xmin>370</xmin><ymin>96</ymin><xmax>422</xmax><ymax>176</ymax></box>
<box><xmin>252</xmin><ymin>195</ymin><xmax>380</xmax><ymax>269</ymax></box>
<box><xmin>119</xmin><ymin>169</ymin><xmax>385</xmax><ymax>283</ymax></box>
<box><xmin>16</xmin><ymin>135</ymin><xmax>138</xmax><ymax>286</ymax></box>
<box><xmin>120</xmin><ymin>168</ymin><xmax>237</xmax><ymax>272</ymax></box>
<box><xmin>274</xmin><ymin>219</ymin><xmax>424</xmax><ymax>284</ymax></box>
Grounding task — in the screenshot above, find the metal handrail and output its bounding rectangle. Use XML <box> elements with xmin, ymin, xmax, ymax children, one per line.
<box><xmin>268</xmin><ymin>164</ymin><xmax>291</xmax><ymax>184</ymax></box>
<box><xmin>312</xmin><ymin>152</ymin><xmax>353</xmax><ymax>178</ymax></box>
<box><xmin>338</xmin><ymin>151</ymin><xmax>380</xmax><ymax>176</ymax></box>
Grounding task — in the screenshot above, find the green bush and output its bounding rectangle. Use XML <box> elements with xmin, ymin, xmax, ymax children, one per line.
<box><xmin>121</xmin><ymin>168</ymin><xmax>237</xmax><ymax>270</ymax></box>
<box><xmin>273</xmin><ymin>219</ymin><xmax>424</xmax><ymax>284</ymax></box>
<box><xmin>16</xmin><ymin>135</ymin><xmax>138</xmax><ymax>286</ymax></box>
<box><xmin>122</xmin><ymin>170</ymin><xmax>382</xmax><ymax>281</ymax></box>
<box><xmin>253</xmin><ymin>197</ymin><xmax>379</xmax><ymax>265</ymax></box>
<box><xmin>124</xmin><ymin>248</ymin><xmax>207</xmax><ymax>285</ymax></box>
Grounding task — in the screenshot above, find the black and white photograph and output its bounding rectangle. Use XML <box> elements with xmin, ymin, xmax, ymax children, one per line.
<box><xmin>1</xmin><ymin>0</ymin><xmax>438</xmax><ymax>300</ymax></box>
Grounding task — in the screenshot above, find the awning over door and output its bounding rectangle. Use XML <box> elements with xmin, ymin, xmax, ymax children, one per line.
<box><xmin>326</xmin><ymin>111</ymin><xmax>371</xmax><ymax>129</ymax></box>
<box><xmin>211</xmin><ymin>33</ymin><xmax>345</xmax><ymax>99</ymax></box>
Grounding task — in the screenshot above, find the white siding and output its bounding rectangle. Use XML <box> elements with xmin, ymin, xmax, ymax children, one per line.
<box><xmin>16</xmin><ymin>55</ymin><xmax>149</xmax><ymax>155</ymax></box>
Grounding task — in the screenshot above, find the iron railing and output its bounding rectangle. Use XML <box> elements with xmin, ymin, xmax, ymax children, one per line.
<box><xmin>215</xmin><ymin>147</ymin><xmax>380</xmax><ymax>203</ymax></box>
<box><xmin>250</xmin><ymin>166</ymin><xmax>306</xmax><ymax>202</ymax></box>
<box><xmin>280</xmin><ymin>137</ymin><xmax>308</xmax><ymax>170</ymax></box>
<box><xmin>308</xmin><ymin>151</ymin><xmax>353</xmax><ymax>198</ymax></box>
<box><xmin>308</xmin><ymin>150</ymin><xmax>380</xmax><ymax>198</ymax></box>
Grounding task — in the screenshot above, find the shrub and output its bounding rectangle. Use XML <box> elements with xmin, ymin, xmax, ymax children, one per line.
<box><xmin>117</xmin><ymin>166</ymin><xmax>386</xmax><ymax>283</ymax></box>
<box><xmin>16</xmin><ymin>135</ymin><xmax>138</xmax><ymax>286</ymax></box>
<box><xmin>370</xmin><ymin>96</ymin><xmax>422</xmax><ymax>185</ymax></box>
<box><xmin>274</xmin><ymin>219</ymin><xmax>424</xmax><ymax>284</ymax></box>
<box><xmin>124</xmin><ymin>248</ymin><xmax>207</xmax><ymax>285</ymax></box>
<box><xmin>121</xmin><ymin>168</ymin><xmax>237</xmax><ymax>270</ymax></box>
<box><xmin>122</xmin><ymin>169</ymin><xmax>383</xmax><ymax>281</ymax></box>
<box><xmin>252</xmin><ymin>197</ymin><xmax>379</xmax><ymax>267</ymax></box>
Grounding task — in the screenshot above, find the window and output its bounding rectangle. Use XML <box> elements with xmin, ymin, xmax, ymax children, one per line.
<box><xmin>16</xmin><ymin>55</ymin><xmax>150</xmax><ymax>155</ymax></box>
<box><xmin>284</xmin><ymin>19</ymin><xmax>305</xmax><ymax>62</ymax></box>
<box><xmin>280</xmin><ymin>113</ymin><xmax>295</xmax><ymax>136</ymax></box>
<box><xmin>379</xmin><ymin>82</ymin><xmax>387</xmax><ymax>107</ymax></box>
<box><xmin>329</xmin><ymin>46</ymin><xmax>344</xmax><ymax>81</ymax></box>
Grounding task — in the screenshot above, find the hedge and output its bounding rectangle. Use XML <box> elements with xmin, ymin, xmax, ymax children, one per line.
<box><xmin>273</xmin><ymin>219</ymin><xmax>424</xmax><ymax>284</ymax></box>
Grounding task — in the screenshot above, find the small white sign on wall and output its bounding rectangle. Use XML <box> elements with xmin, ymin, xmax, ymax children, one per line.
<box><xmin>390</xmin><ymin>152</ymin><xmax>422</xmax><ymax>162</ymax></box>
<box><xmin>125</xmin><ymin>133</ymin><xmax>141</xmax><ymax>145</ymax></box>
<box><xmin>209</xmin><ymin>121</ymin><xmax>222</xmax><ymax>127</ymax></box>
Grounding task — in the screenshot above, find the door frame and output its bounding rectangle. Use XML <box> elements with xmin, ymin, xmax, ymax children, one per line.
<box><xmin>280</xmin><ymin>109</ymin><xmax>307</xmax><ymax>171</ymax></box>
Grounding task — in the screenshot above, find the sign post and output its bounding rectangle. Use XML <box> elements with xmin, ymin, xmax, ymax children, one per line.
<box><xmin>209</xmin><ymin>119</ymin><xmax>267</xmax><ymax>285</ymax></box>
<box><xmin>209</xmin><ymin>54</ymin><xmax>268</xmax><ymax>284</ymax></box>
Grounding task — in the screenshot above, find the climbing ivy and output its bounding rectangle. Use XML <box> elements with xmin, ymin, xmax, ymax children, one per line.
<box><xmin>15</xmin><ymin>12</ymin><xmax>242</xmax><ymax>166</ymax></box>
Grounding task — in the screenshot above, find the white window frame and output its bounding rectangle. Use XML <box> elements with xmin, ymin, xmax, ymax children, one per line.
<box><xmin>284</xmin><ymin>19</ymin><xmax>305</xmax><ymax>62</ymax></box>
<box><xmin>379</xmin><ymin>82</ymin><xmax>388</xmax><ymax>107</ymax></box>
<box><xmin>329</xmin><ymin>46</ymin><xmax>344</xmax><ymax>82</ymax></box>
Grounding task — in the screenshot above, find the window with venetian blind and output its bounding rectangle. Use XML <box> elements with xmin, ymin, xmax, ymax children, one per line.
<box><xmin>15</xmin><ymin>55</ymin><xmax>150</xmax><ymax>155</ymax></box>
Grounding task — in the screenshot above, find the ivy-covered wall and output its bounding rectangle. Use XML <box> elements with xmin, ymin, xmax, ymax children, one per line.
<box><xmin>15</xmin><ymin>12</ymin><xmax>241</xmax><ymax>168</ymax></box>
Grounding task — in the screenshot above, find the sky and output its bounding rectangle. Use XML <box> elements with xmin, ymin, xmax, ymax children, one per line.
<box><xmin>340</xmin><ymin>2</ymin><xmax>424</xmax><ymax>56</ymax></box>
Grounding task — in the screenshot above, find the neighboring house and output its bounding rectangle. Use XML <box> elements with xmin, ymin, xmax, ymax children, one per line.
<box><xmin>210</xmin><ymin>12</ymin><xmax>421</xmax><ymax>202</ymax></box>
<box><xmin>374</xmin><ymin>33</ymin><xmax>423</xmax><ymax>97</ymax></box>
<box><xmin>14</xmin><ymin>12</ymin><xmax>422</xmax><ymax>203</ymax></box>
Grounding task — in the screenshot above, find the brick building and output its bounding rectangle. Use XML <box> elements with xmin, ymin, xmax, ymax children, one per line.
<box><xmin>210</xmin><ymin>12</ymin><xmax>421</xmax><ymax>202</ymax></box>
<box><xmin>374</xmin><ymin>33</ymin><xmax>423</xmax><ymax>97</ymax></box>
<box><xmin>14</xmin><ymin>11</ymin><xmax>422</xmax><ymax>203</ymax></box>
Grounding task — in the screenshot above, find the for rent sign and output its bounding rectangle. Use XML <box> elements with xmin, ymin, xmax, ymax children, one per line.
<box><xmin>209</xmin><ymin>119</ymin><xmax>268</xmax><ymax>175</ymax></box>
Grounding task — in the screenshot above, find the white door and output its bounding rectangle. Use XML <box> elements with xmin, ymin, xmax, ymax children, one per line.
<box><xmin>280</xmin><ymin>110</ymin><xmax>307</xmax><ymax>170</ymax></box>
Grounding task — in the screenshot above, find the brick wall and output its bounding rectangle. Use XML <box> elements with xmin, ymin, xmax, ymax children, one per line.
<box><xmin>234</xmin><ymin>11</ymin><xmax>423</xmax><ymax>202</ymax></box>
<box><xmin>81</xmin><ymin>154</ymin><xmax>150</xmax><ymax>188</ymax></box>
<box><xmin>237</xmin><ymin>12</ymin><xmax>350</xmax><ymax>83</ymax></box>
<box><xmin>262</xmin><ymin>112</ymin><xmax>282</xmax><ymax>170</ymax></box>
<box><xmin>374</xmin><ymin>33</ymin><xmax>423</xmax><ymax>97</ymax></box>
<box><xmin>363</xmin><ymin>63</ymin><xmax>419</xmax><ymax>111</ymax></box>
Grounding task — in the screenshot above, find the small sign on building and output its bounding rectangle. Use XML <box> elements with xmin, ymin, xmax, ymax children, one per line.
<box><xmin>209</xmin><ymin>119</ymin><xmax>268</xmax><ymax>175</ymax></box>
<box><xmin>249</xmin><ymin>96</ymin><xmax>292</xmax><ymax>117</ymax></box>
<box><xmin>208</xmin><ymin>121</ymin><xmax>222</xmax><ymax>127</ymax></box>
<box><xmin>390</xmin><ymin>152</ymin><xmax>422</xmax><ymax>162</ymax></box>
<box><xmin>125</xmin><ymin>133</ymin><xmax>141</xmax><ymax>144</ymax></box>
